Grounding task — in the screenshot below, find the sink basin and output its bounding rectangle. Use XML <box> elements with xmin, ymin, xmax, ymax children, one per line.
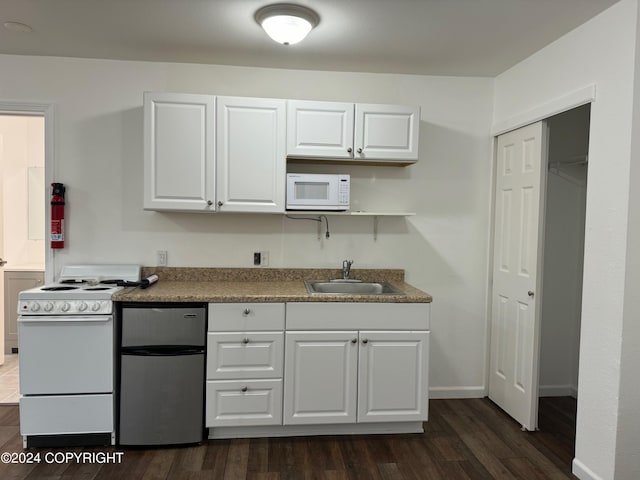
<box><xmin>304</xmin><ymin>280</ymin><xmax>405</xmax><ymax>295</ymax></box>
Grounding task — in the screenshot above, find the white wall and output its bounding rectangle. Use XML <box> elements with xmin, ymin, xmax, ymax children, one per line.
<box><xmin>615</xmin><ymin>1</ymin><xmax>640</xmax><ymax>476</ymax></box>
<box><xmin>0</xmin><ymin>54</ymin><xmax>494</xmax><ymax>396</ymax></box>
<box><xmin>494</xmin><ymin>0</ymin><xmax>639</xmax><ymax>478</ymax></box>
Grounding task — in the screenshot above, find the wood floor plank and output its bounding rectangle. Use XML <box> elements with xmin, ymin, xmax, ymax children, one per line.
<box><xmin>224</xmin><ymin>439</ymin><xmax>250</xmax><ymax>480</ymax></box>
<box><xmin>0</xmin><ymin>398</ymin><xmax>577</xmax><ymax>480</ymax></box>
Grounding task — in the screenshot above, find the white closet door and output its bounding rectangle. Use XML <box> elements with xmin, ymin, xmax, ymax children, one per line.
<box><xmin>488</xmin><ymin>121</ymin><xmax>547</xmax><ymax>431</ymax></box>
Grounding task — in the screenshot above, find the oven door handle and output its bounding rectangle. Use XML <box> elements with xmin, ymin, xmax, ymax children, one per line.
<box><xmin>18</xmin><ymin>316</ymin><xmax>112</xmax><ymax>323</ymax></box>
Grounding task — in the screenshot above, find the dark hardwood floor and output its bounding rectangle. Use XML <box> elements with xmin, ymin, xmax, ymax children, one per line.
<box><xmin>0</xmin><ymin>397</ymin><xmax>577</xmax><ymax>479</ymax></box>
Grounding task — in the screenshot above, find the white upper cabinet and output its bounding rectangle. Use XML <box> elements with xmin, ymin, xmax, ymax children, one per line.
<box><xmin>287</xmin><ymin>100</ymin><xmax>355</xmax><ymax>159</ymax></box>
<box><xmin>354</xmin><ymin>104</ymin><xmax>420</xmax><ymax>162</ymax></box>
<box><xmin>144</xmin><ymin>92</ymin><xmax>215</xmax><ymax>211</ymax></box>
<box><xmin>216</xmin><ymin>96</ymin><xmax>286</xmax><ymax>213</ymax></box>
<box><xmin>286</xmin><ymin>101</ymin><xmax>420</xmax><ymax>163</ymax></box>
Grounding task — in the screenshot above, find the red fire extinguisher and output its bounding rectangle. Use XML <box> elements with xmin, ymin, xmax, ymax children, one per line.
<box><xmin>51</xmin><ymin>183</ymin><xmax>66</xmax><ymax>249</ymax></box>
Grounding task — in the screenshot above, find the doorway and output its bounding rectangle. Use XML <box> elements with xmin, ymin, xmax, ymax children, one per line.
<box><xmin>0</xmin><ymin>114</ymin><xmax>46</xmax><ymax>403</ymax></box>
<box><xmin>488</xmin><ymin>104</ymin><xmax>589</xmax><ymax>440</ymax></box>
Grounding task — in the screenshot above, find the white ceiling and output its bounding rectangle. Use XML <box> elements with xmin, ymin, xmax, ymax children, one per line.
<box><xmin>0</xmin><ymin>0</ymin><xmax>620</xmax><ymax>77</ymax></box>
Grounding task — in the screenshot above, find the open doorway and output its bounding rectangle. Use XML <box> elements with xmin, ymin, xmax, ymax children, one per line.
<box><xmin>0</xmin><ymin>114</ymin><xmax>46</xmax><ymax>403</ymax></box>
<box><xmin>537</xmin><ymin>104</ymin><xmax>589</xmax><ymax>457</ymax></box>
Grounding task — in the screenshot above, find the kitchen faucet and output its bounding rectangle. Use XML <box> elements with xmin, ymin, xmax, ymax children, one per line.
<box><xmin>342</xmin><ymin>260</ymin><xmax>354</xmax><ymax>280</ymax></box>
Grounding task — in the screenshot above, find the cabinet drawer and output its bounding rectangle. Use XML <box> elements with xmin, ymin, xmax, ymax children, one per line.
<box><xmin>206</xmin><ymin>379</ymin><xmax>283</xmax><ymax>427</ymax></box>
<box><xmin>207</xmin><ymin>332</ymin><xmax>284</xmax><ymax>379</ymax></box>
<box><xmin>208</xmin><ymin>303</ymin><xmax>285</xmax><ymax>331</ymax></box>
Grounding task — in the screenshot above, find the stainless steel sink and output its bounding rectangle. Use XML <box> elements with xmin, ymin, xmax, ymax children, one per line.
<box><xmin>304</xmin><ymin>280</ymin><xmax>405</xmax><ymax>295</ymax></box>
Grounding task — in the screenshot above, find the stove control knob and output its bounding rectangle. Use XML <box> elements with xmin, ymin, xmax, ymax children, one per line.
<box><xmin>30</xmin><ymin>302</ymin><xmax>41</xmax><ymax>312</ymax></box>
<box><xmin>78</xmin><ymin>302</ymin><xmax>88</xmax><ymax>312</ymax></box>
<box><xmin>91</xmin><ymin>302</ymin><xmax>101</xmax><ymax>312</ymax></box>
<box><xmin>44</xmin><ymin>302</ymin><xmax>54</xmax><ymax>312</ymax></box>
<box><xmin>61</xmin><ymin>302</ymin><xmax>71</xmax><ymax>312</ymax></box>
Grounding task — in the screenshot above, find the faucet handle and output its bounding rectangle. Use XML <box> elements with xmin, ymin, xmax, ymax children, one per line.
<box><xmin>343</xmin><ymin>259</ymin><xmax>354</xmax><ymax>267</ymax></box>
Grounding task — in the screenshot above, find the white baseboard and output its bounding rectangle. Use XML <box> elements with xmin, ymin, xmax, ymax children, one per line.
<box><xmin>209</xmin><ymin>422</ymin><xmax>424</xmax><ymax>440</ymax></box>
<box><xmin>429</xmin><ymin>386</ymin><xmax>486</xmax><ymax>399</ymax></box>
<box><xmin>539</xmin><ymin>384</ymin><xmax>578</xmax><ymax>398</ymax></box>
<box><xmin>572</xmin><ymin>458</ymin><xmax>603</xmax><ymax>480</ymax></box>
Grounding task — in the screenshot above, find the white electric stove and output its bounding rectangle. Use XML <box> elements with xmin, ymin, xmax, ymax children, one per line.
<box><xmin>18</xmin><ymin>264</ymin><xmax>140</xmax><ymax>448</ymax></box>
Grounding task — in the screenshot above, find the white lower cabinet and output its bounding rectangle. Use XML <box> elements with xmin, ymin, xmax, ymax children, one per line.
<box><xmin>283</xmin><ymin>329</ymin><xmax>429</xmax><ymax>425</ymax></box>
<box><xmin>206</xmin><ymin>301</ymin><xmax>430</xmax><ymax>436</ymax></box>
<box><xmin>283</xmin><ymin>303</ymin><xmax>430</xmax><ymax>426</ymax></box>
<box><xmin>283</xmin><ymin>331</ymin><xmax>358</xmax><ymax>425</ymax></box>
<box><xmin>206</xmin><ymin>379</ymin><xmax>282</xmax><ymax>427</ymax></box>
<box><xmin>205</xmin><ymin>303</ymin><xmax>285</xmax><ymax>428</ymax></box>
<box><xmin>357</xmin><ymin>330</ymin><xmax>429</xmax><ymax>423</ymax></box>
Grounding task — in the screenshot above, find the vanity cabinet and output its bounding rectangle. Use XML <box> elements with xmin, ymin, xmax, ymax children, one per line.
<box><xmin>143</xmin><ymin>92</ymin><xmax>216</xmax><ymax>211</ymax></box>
<box><xmin>205</xmin><ymin>303</ymin><xmax>285</xmax><ymax>427</ymax></box>
<box><xmin>283</xmin><ymin>303</ymin><xmax>430</xmax><ymax>426</ymax></box>
<box><xmin>287</xmin><ymin>100</ymin><xmax>420</xmax><ymax>163</ymax></box>
<box><xmin>216</xmin><ymin>96</ymin><xmax>286</xmax><ymax>213</ymax></box>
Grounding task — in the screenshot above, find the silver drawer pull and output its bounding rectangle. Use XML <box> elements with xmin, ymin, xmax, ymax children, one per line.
<box><xmin>243</xmin><ymin>308</ymin><xmax>251</xmax><ymax>316</ymax></box>
<box><xmin>241</xmin><ymin>386</ymin><xmax>248</xmax><ymax>392</ymax></box>
<box><xmin>183</xmin><ymin>313</ymin><xmax>198</xmax><ymax>318</ymax></box>
<box><xmin>242</xmin><ymin>338</ymin><xmax>250</xmax><ymax>344</ymax></box>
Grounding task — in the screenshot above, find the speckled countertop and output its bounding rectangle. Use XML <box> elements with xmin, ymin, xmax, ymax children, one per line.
<box><xmin>112</xmin><ymin>267</ymin><xmax>432</xmax><ymax>304</ymax></box>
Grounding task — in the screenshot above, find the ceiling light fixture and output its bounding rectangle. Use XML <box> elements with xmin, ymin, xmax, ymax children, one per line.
<box><xmin>255</xmin><ymin>3</ymin><xmax>320</xmax><ymax>46</ymax></box>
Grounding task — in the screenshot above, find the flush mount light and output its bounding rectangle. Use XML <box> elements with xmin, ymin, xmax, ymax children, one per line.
<box><xmin>255</xmin><ymin>3</ymin><xmax>320</xmax><ymax>46</ymax></box>
<box><xmin>3</xmin><ymin>21</ymin><xmax>33</xmax><ymax>33</ymax></box>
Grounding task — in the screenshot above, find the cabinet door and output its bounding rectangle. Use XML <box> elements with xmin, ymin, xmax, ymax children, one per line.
<box><xmin>287</xmin><ymin>100</ymin><xmax>354</xmax><ymax>158</ymax></box>
<box><xmin>4</xmin><ymin>270</ymin><xmax>43</xmax><ymax>352</ymax></box>
<box><xmin>216</xmin><ymin>96</ymin><xmax>286</xmax><ymax>213</ymax></box>
<box><xmin>357</xmin><ymin>331</ymin><xmax>429</xmax><ymax>423</ymax></box>
<box><xmin>144</xmin><ymin>92</ymin><xmax>215</xmax><ymax>211</ymax></box>
<box><xmin>354</xmin><ymin>104</ymin><xmax>420</xmax><ymax>161</ymax></box>
<box><xmin>284</xmin><ymin>331</ymin><xmax>358</xmax><ymax>425</ymax></box>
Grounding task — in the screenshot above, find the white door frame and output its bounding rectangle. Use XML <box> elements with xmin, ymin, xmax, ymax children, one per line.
<box><xmin>0</xmin><ymin>101</ymin><xmax>56</xmax><ymax>284</ymax></box>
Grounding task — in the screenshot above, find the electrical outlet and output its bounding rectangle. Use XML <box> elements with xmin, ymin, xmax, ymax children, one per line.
<box><xmin>157</xmin><ymin>250</ymin><xmax>168</xmax><ymax>266</ymax></box>
<box><xmin>253</xmin><ymin>251</ymin><xmax>269</xmax><ymax>266</ymax></box>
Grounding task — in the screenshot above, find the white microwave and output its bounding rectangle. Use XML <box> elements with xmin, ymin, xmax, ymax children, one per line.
<box><xmin>286</xmin><ymin>173</ymin><xmax>350</xmax><ymax>211</ymax></box>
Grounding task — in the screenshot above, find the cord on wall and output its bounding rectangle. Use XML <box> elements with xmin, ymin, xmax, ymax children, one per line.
<box><xmin>285</xmin><ymin>214</ymin><xmax>330</xmax><ymax>240</ymax></box>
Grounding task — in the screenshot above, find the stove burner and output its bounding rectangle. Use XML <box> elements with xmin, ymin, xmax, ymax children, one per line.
<box><xmin>100</xmin><ymin>279</ymin><xmax>124</xmax><ymax>285</ymax></box>
<box><xmin>84</xmin><ymin>287</ymin><xmax>111</xmax><ymax>291</ymax></box>
<box><xmin>60</xmin><ymin>279</ymin><xmax>87</xmax><ymax>284</ymax></box>
<box><xmin>41</xmin><ymin>286</ymin><xmax>79</xmax><ymax>291</ymax></box>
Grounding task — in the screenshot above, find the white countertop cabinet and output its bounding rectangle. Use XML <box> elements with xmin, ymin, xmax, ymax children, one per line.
<box><xmin>283</xmin><ymin>331</ymin><xmax>358</xmax><ymax>425</ymax></box>
<box><xmin>206</xmin><ymin>301</ymin><xmax>430</xmax><ymax>439</ymax></box>
<box><xmin>206</xmin><ymin>303</ymin><xmax>285</xmax><ymax>428</ymax></box>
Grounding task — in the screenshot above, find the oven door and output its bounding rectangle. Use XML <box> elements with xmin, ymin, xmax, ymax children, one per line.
<box><xmin>18</xmin><ymin>315</ymin><xmax>113</xmax><ymax>395</ymax></box>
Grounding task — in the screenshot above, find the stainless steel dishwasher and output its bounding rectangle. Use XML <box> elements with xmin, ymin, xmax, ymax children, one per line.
<box><xmin>118</xmin><ymin>304</ymin><xmax>206</xmax><ymax>445</ymax></box>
